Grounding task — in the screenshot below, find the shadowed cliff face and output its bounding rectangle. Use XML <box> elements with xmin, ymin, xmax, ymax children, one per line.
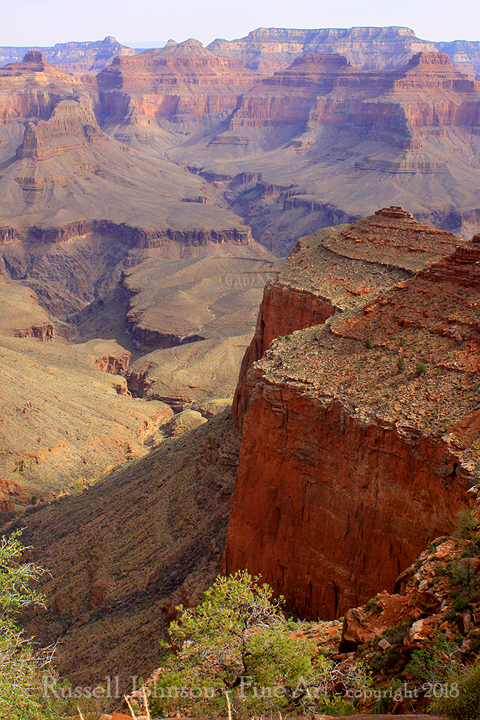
<box><xmin>224</xmin><ymin>216</ymin><xmax>479</xmax><ymax>620</ymax></box>
<box><xmin>15</xmin><ymin>409</ymin><xmax>241</xmax><ymax>691</ymax></box>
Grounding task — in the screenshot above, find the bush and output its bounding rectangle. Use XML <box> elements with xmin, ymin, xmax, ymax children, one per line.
<box><xmin>397</xmin><ymin>357</ymin><xmax>406</xmax><ymax>373</ymax></box>
<box><xmin>433</xmin><ymin>659</ymin><xmax>480</xmax><ymax>720</ymax></box>
<box><xmin>415</xmin><ymin>361</ymin><xmax>427</xmax><ymax>376</ymax></box>
<box><xmin>366</xmin><ymin>338</ymin><xmax>374</xmax><ymax>349</ymax></box>
<box><xmin>146</xmin><ymin>572</ymin><xmax>368</xmax><ymax>717</ymax></box>
<box><xmin>364</xmin><ymin>597</ymin><xmax>382</xmax><ymax>614</ymax></box>
<box><xmin>406</xmin><ymin>632</ymin><xmax>460</xmax><ymax>684</ymax></box>
<box><xmin>455</xmin><ymin>509</ymin><xmax>479</xmax><ymax>540</ymax></box>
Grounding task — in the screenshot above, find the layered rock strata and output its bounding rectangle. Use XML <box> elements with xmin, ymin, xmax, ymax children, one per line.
<box><xmin>208</xmin><ymin>26</ymin><xmax>436</xmax><ymax>73</ymax></box>
<box><xmin>169</xmin><ymin>51</ymin><xmax>480</xmax><ymax>249</ymax></box>
<box><xmin>224</xmin><ymin>225</ymin><xmax>480</xmax><ymax>620</ymax></box>
<box><xmin>231</xmin><ymin>52</ymin><xmax>480</xmax><ymax>138</ymax></box>
<box><xmin>0</xmin><ymin>37</ymin><xmax>136</xmax><ymax>74</ymax></box>
<box><xmin>0</xmin><ymin>52</ymin><xmax>254</xmax><ymax>248</ymax></box>
<box><xmin>97</xmin><ymin>38</ymin><xmax>258</xmax><ymax>126</ymax></box>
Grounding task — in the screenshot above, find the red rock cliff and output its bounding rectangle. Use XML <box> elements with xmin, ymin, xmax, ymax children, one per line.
<box><xmin>225</xmin><ymin>217</ymin><xmax>478</xmax><ymax>620</ymax></box>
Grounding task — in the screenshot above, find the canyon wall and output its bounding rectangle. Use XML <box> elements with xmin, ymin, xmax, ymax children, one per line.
<box><xmin>225</xmin><ymin>213</ymin><xmax>478</xmax><ymax>619</ymax></box>
<box><xmin>97</xmin><ymin>39</ymin><xmax>258</xmax><ymax>125</ymax></box>
<box><xmin>231</xmin><ymin>52</ymin><xmax>480</xmax><ymax>138</ymax></box>
<box><xmin>208</xmin><ymin>26</ymin><xmax>437</xmax><ymax>73</ymax></box>
<box><xmin>225</xmin><ymin>379</ymin><xmax>474</xmax><ymax>618</ymax></box>
<box><xmin>0</xmin><ymin>37</ymin><xmax>136</xmax><ymax>74</ymax></box>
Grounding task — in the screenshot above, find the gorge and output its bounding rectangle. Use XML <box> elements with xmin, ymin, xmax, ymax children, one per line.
<box><xmin>1</xmin><ymin>24</ymin><xmax>480</xmax><ymax>709</ymax></box>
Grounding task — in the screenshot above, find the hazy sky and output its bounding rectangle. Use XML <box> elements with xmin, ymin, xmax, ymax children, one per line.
<box><xmin>0</xmin><ymin>0</ymin><xmax>479</xmax><ymax>47</ymax></box>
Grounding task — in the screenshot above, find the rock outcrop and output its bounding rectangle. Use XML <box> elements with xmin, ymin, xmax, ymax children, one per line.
<box><xmin>224</xmin><ymin>218</ymin><xmax>480</xmax><ymax>620</ymax></box>
<box><xmin>336</xmin><ymin>514</ymin><xmax>480</xmax><ymax>714</ymax></box>
<box><xmin>233</xmin><ymin>207</ymin><xmax>465</xmax><ymax>425</ymax></box>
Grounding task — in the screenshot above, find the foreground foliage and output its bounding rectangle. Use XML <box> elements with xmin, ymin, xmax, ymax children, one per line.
<box><xmin>432</xmin><ymin>658</ymin><xmax>480</xmax><ymax>720</ymax></box>
<box><xmin>146</xmin><ymin>571</ymin><xmax>367</xmax><ymax>717</ymax></box>
<box><xmin>0</xmin><ymin>530</ymin><xmax>64</xmax><ymax>720</ymax></box>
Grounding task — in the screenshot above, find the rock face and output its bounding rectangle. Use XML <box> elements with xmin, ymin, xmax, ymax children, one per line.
<box><xmin>434</xmin><ymin>39</ymin><xmax>480</xmax><ymax>79</ymax></box>
<box><xmin>97</xmin><ymin>38</ymin><xmax>258</xmax><ymax>127</ymax></box>
<box><xmin>0</xmin><ymin>37</ymin><xmax>136</xmax><ymax>74</ymax></box>
<box><xmin>224</xmin><ymin>217</ymin><xmax>480</xmax><ymax>620</ymax></box>
<box><xmin>208</xmin><ymin>26</ymin><xmax>436</xmax><ymax>73</ymax></box>
<box><xmin>338</xmin><ymin>519</ymin><xmax>480</xmax><ymax>710</ymax></box>
<box><xmin>233</xmin><ymin>207</ymin><xmax>465</xmax><ymax>425</ymax></box>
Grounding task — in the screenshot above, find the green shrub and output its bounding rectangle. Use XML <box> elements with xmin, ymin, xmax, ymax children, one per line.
<box><xmin>364</xmin><ymin>597</ymin><xmax>382</xmax><ymax>614</ymax></box>
<box><xmin>406</xmin><ymin>632</ymin><xmax>460</xmax><ymax>683</ymax></box>
<box><xmin>147</xmin><ymin>571</ymin><xmax>368</xmax><ymax>717</ymax></box>
<box><xmin>433</xmin><ymin>659</ymin><xmax>480</xmax><ymax>720</ymax></box>
<box><xmin>397</xmin><ymin>357</ymin><xmax>406</xmax><ymax>373</ymax></box>
<box><xmin>455</xmin><ymin>510</ymin><xmax>479</xmax><ymax>540</ymax></box>
<box><xmin>452</xmin><ymin>595</ymin><xmax>469</xmax><ymax>613</ymax></box>
<box><xmin>366</xmin><ymin>338</ymin><xmax>374</xmax><ymax>349</ymax></box>
<box><xmin>415</xmin><ymin>361</ymin><xmax>427</xmax><ymax>376</ymax></box>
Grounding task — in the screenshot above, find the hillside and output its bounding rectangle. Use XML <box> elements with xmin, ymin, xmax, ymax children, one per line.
<box><xmin>15</xmin><ymin>409</ymin><xmax>240</xmax><ymax>691</ymax></box>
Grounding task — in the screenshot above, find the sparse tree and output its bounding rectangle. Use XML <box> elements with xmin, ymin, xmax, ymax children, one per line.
<box><xmin>146</xmin><ymin>571</ymin><xmax>366</xmax><ymax>717</ymax></box>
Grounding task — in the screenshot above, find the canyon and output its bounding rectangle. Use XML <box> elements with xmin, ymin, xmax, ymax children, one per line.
<box><xmin>1</xmin><ymin>24</ymin><xmax>480</xmax><ymax>705</ymax></box>
<box><xmin>167</xmin><ymin>50</ymin><xmax>480</xmax><ymax>251</ymax></box>
<box><xmin>0</xmin><ymin>37</ymin><xmax>136</xmax><ymax>74</ymax></box>
<box><xmin>4</xmin><ymin>207</ymin><xmax>477</xmax><ymax>694</ymax></box>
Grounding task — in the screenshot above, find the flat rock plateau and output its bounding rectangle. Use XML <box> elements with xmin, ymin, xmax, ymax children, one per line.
<box><xmin>1</xmin><ymin>23</ymin><xmax>480</xmax><ymax>710</ymax></box>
